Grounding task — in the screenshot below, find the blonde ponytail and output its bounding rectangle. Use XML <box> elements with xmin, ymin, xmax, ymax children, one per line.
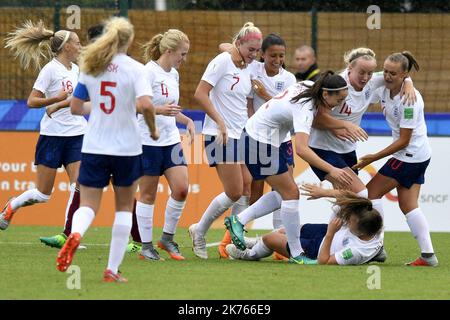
<box><xmin>5</xmin><ymin>20</ymin><xmax>72</xmax><ymax>70</ymax></box>
<box><xmin>80</xmin><ymin>17</ymin><xmax>134</xmax><ymax>76</ymax></box>
<box><xmin>142</xmin><ymin>29</ymin><xmax>189</xmax><ymax>63</ymax></box>
<box><xmin>232</xmin><ymin>21</ymin><xmax>262</xmax><ymax>45</ymax></box>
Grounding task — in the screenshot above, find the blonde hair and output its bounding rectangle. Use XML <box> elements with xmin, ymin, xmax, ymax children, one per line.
<box><xmin>232</xmin><ymin>22</ymin><xmax>262</xmax><ymax>45</ymax></box>
<box><xmin>80</xmin><ymin>17</ymin><xmax>134</xmax><ymax>76</ymax></box>
<box><xmin>4</xmin><ymin>20</ymin><xmax>73</xmax><ymax>70</ymax></box>
<box><xmin>343</xmin><ymin>47</ymin><xmax>376</xmax><ymax>67</ymax></box>
<box><xmin>142</xmin><ymin>29</ymin><xmax>189</xmax><ymax>63</ymax></box>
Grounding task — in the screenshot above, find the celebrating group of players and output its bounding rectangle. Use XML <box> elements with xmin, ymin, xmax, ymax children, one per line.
<box><xmin>0</xmin><ymin>16</ymin><xmax>437</xmax><ymax>282</ymax></box>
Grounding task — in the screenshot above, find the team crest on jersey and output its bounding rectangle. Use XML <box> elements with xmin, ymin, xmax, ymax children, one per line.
<box><xmin>393</xmin><ymin>105</ymin><xmax>399</xmax><ymax>118</ymax></box>
<box><xmin>275</xmin><ymin>81</ymin><xmax>284</xmax><ymax>91</ymax></box>
<box><xmin>364</xmin><ymin>88</ymin><xmax>371</xmax><ymax>100</ymax></box>
<box><xmin>343</xmin><ymin>238</ymin><xmax>350</xmax><ymax>246</ymax></box>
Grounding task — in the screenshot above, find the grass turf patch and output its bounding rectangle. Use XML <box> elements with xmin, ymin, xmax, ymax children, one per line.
<box><xmin>0</xmin><ymin>226</ymin><xmax>448</xmax><ymax>299</ymax></box>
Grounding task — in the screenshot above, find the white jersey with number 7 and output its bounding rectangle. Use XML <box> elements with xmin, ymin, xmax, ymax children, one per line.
<box><xmin>74</xmin><ymin>53</ymin><xmax>153</xmax><ymax>156</ymax></box>
<box><xmin>201</xmin><ymin>52</ymin><xmax>252</xmax><ymax>140</ymax></box>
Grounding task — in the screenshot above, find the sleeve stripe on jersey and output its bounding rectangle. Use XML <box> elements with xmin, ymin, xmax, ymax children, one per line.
<box><xmin>73</xmin><ymin>83</ymin><xmax>89</xmax><ymax>100</ymax></box>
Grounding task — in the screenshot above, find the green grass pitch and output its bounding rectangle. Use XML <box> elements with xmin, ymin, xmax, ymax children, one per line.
<box><xmin>0</xmin><ymin>226</ymin><xmax>448</xmax><ymax>299</ymax></box>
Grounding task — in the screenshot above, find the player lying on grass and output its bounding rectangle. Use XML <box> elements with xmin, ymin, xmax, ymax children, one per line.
<box><xmin>224</xmin><ymin>71</ymin><xmax>365</xmax><ymax>265</ymax></box>
<box><xmin>226</xmin><ymin>186</ymin><xmax>385</xmax><ymax>265</ymax></box>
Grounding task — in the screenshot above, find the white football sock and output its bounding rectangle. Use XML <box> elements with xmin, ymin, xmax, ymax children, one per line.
<box><xmin>329</xmin><ymin>205</ymin><xmax>340</xmax><ymax>221</ymax></box>
<box><xmin>238</xmin><ymin>191</ymin><xmax>282</xmax><ymax>225</ymax></box>
<box><xmin>272</xmin><ymin>208</ymin><xmax>283</xmax><ymax>229</ymax></box>
<box><xmin>10</xmin><ymin>188</ymin><xmax>50</xmax><ymax>211</ymax></box>
<box><xmin>107</xmin><ymin>211</ymin><xmax>132</xmax><ymax>274</ymax></box>
<box><xmin>280</xmin><ymin>199</ymin><xmax>303</xmax><ymax>257</ymax></box>
<box><xmin>196</xmin><ymin>192</ymin><xmax>235</xmax><ymax>237</ymax></box>
<box><xmin>64</xmin><ymin>183</ymin><xmax>77</xmax><ymax>224</ymax></box>
<box><xmin>371</xmin><ymin>199</ymin><xmax>384</xmax><ymax>219</ymax></box>
<box><xmin>136</xmin><ymin>201</ymin><xmax>154</xmax><ymax>243</ymax></box>
<box><xmin>248</xmin><ymin>239</ymin><xmax>273</xmax><ymax>259</ymax></box>
<box><xmin>163</xmin><ymin>197</ymin><xmax>185</xmax><ymax>235</ymax></box>
<box><xmin>71</xmin><ymin>206</ymin><xmax>95</xmax><ymax>237</ymax></box>
<box><xmin>230</xmin><ymin>195</ymin><xmax>249</xmax><ymax>216</ymax></box>
<box><xmin>356</xmin><ymin>188</ymin><xmax>368</xmax><ymax>199</ymax></box>
<box><xmin>405</xmin><ymin>208</ymin><xmax>434</xmax><ymax>254</ymax></box>
<box><xmin>370</xmin><ymin>199</ymin><xmax>385</xmax><ymax>240</ymax></box>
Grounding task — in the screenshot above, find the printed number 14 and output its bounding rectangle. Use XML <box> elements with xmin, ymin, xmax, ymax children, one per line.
<box><xmin>340</xmin><ymin>103</ymin><xmax>352</xmax><ymax>116</ymax></box>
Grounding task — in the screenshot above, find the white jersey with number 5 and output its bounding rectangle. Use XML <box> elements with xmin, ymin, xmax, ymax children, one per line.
<box><xmin>33</xmin><ymin>58</ymin><xmax>86</xmax><ymax>136</ymax></box>
<box><xmin>371</xmin><ymin>87</ymin><xmax>431</xmax><ymax>162</ymax></box>
<box><xmin>201</xmin><ymin>52</ymin><xmax>252</xmax><ymax>139</ymax></box>
<box><xmin>309</xmin><ymin>70</ymin><xmax>385</xmax><ymax>153</ymax></box>
<box><xmin>245</xmin><ymin>81</ymin><xmax>314</xmax><ymax>147</ymax></box>
<box><xmin>138</xmin><ymin>60</ymin><xmax>181</xmax><ymax>146</ymax></box>
<box><xmin>76</xmin><ymin>53</ymin><xmax>153</xmax><ymax>156</ymax></box>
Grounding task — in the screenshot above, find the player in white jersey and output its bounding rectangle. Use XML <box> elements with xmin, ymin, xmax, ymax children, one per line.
<box><xmin>217</xmin><ymin>34</ymin><xmax>297</xmax><ymax>259</ymax></box>
<box><xmin>39</xmin><ymin>23</ymin><xmax>107</xmax><ymax>249</ymax></box>
<box><xmin>1</xmin><ymin>22</ymin><xmax>86</xmax><ymax>243</ymax></box>
<box><xmin>309</xmin><ymin>48</ymin><xmax>416</xmax><ymax>199</ymax></box>
<box><xmin>55</xmin><ymin>17</ymin><xmax>158</xmax><ymax>282</ymax></box>
<box><xmin>128</xmin><ymin>29</ymin><xmax>194</xmax><ymax>261</ymax></box>
<box><xmin>225</xmin><ymin>72</ymin><xmax>364</xmax><ymax>264</ymax></box>
<box><xmin>225</xmin><ymin>189</ymin><xmax>383</xmax><ymax>266</ymax></box>
<box><xmin>188</xmin><ymin>22</ymin><xmax>263</xmax><ymax>259</ymax></box>
<box><xmin>353</xmin><ymin>52</ymin><xmax>438</xmax><ymax>267</ymax></box>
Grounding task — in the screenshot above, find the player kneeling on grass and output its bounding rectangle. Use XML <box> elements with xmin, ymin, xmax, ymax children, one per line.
<box><xmin>226</xmin><ymin>189</ymin><xmax>384</xmax><ymax>266</ymax></box>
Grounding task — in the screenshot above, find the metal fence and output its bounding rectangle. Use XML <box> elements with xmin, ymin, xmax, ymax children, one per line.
<box><xmin>1</xmin><ymin>1</ymin><xmax>449</xmax><ymax>112</ymax></box>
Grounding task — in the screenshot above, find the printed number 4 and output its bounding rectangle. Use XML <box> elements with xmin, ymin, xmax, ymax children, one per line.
<box><xmin>100</xmin><ymin>81</ymin><xmax>117</xmax><ymax>114</ymax></box>
<box><xmin>340</xmin><ymin>103</ymin><xmax>352</xmax><ymax>116</ymax></box>
<box><xmin>230</xmin><ymin>76</ymin><xmax>240</xmax><ymax>90</ymax></box>
<box><xmin>161</xmin><ymin>83</ymin><xmax>169</xmax><ymax>98</ymax></box>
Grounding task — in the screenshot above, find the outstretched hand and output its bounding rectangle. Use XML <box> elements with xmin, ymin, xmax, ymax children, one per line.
<box><xmin>352</xmin><ymin>154</ymin><xmax>377</xmax><ymax>170</ymax></box>
<box><xmin>299</xmin><ymin>183</ymin><xmax>328</xmax><ymax>200</ymax></box>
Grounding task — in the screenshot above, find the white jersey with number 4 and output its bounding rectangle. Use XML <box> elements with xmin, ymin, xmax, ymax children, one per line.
<box><xmin>321</xmin><ymin>226</ymin><xmax>383</xmax><ymax>265</ymax></box>
<box><xmin>309</xmin><ymin>70</ymin><xmax>385</xmax><ymax>153</ymax></box>
<box><xmin>245</xmin><ymin>81</ymin><xmax>315</xmax><ymax>147</ymax></box>
<box><xmin>138</xmin><ymin>60</ymin><xmax>181</xmax><ymax>147</ymax></box>
<box><xmin>33</xmin><ymin>58</ymin><xmax>86</xmax><ymax>136</ymax></box>
<box><xmin>371</xmin><ymin>87</ymin><xmax>431</xmax><ymax>162</ymax></box>
<box><xmin>76</xmin><ymin>53</ymin><xmax>153</xmax><ymax>156</ymax></box>
<box><xmin>201</xmin><ymin>52</ymin><xmax>252</xmax><ymax>139</ymax></box>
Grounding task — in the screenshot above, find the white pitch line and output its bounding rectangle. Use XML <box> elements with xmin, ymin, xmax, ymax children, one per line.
<box><xmin>0</xmin><ymin>241</ymin><xmax>108</xmax><ymax>247</ymax></box>
<box><xmin>0</xmin><ymin>241</ymin><xmax>221</xmax><ymax>248</ymax></box>
<box><xmin>206</xmin><ymin>241</ymin><xmax>220</xmax><ymax>248</ymax></box>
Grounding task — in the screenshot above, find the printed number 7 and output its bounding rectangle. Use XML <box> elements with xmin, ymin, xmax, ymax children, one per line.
<box><xmin>230</xmin><ymin>76</ymin><xmax>240</xmax><ymax>91</ymax></box>
<box><xmin>100</xmin><ymin>81</ymin><xmax>117</xmax><ymax>114</ymax></box>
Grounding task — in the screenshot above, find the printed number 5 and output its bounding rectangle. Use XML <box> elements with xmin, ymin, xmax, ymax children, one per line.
<box><xmin>100</xmin><ymin>81</ymin><xmax>117</xmax><ymax>114</ymax></box>
<box><xmin>230</xmin><ymin>76</ymin><xmax>240</xmax><ymax>90</ymax></box>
